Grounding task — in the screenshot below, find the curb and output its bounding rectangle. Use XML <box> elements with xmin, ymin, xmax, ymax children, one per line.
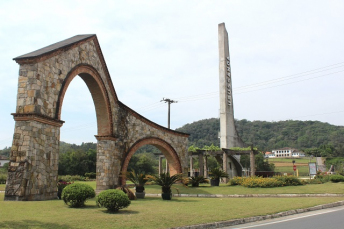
<box><xmin>146</xmin><ymin>193</ymin><xmax>344</xmax><ymax>198</ymax></box>
<box><xmin>171</xmin><ymin>200</ymin><xmax>344</xmax><ymax>229</ymax></box>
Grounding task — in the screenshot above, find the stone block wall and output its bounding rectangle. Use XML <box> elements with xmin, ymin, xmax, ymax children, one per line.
<box><xmin>5</xmin><ymin>120</ymin><xmax>60</xmax><ymax>200</ymax></box>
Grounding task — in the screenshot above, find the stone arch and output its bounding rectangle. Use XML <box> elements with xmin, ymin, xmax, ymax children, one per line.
<box><xmin>56</xmin><ymin>64</ymin><xmax>113</xmax><ymax>136</ymax></box>
<box><xmin>120</xmin><ymin>137</ymin><xmax>182</xmax><ymax>185</ymax></box>
<box><xmin>5</xmin><ymin>34</ymin><xmax>189</xmax><ymax>201</ymax></box>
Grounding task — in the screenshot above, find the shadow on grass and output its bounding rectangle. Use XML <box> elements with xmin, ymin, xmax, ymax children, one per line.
<box><xmin>100</xmin><ymin>209</ymin><xmax>139</xmax><ymax>214</ymax></box>
<box><xmin>0</xmin><ymin>220</ymin><xmax>71</xmax><ymax>229</ymax></box>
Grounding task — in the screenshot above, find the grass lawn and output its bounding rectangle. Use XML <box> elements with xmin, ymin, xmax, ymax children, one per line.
<box><xmin>3</xmin><ymin>181</ymin><xmax>344</xmax><ymax>195</ymax></box>
<box><xmin>144</xmin><ymin>183</ymin><xmax>344</xmax><ymax>195</ymax></box>
<box><xmin>269</xmin><ymin>157</ymin><xmax>316</xmax><ymax>164</ymax></box>
<box><xmin>274</xmin><ymin>166</ymin><xmax>310</xmax><ymax>176</ymax></box>
<box><xmin>1</xmin><ymin>192</ymin><xmax>343</xmax><ymax>229</ymax></box>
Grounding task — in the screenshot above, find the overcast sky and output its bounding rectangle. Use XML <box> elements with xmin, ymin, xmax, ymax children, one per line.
<box><xmin>0</xmin><ymin>0</ymin><xmax>344</xmax><ymax>148</ymax></box>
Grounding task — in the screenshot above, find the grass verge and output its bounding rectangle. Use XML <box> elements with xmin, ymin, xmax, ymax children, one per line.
<box><xmin>1</xmin><ymin>192</ymin><xmax>343</xmax><ymax>229</ymax></box>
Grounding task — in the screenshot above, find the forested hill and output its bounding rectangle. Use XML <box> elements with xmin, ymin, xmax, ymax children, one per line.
<box><xmin>175</xmin><ymin>118</ymin><xmax>344</xmax><ymax>152</ymax></box>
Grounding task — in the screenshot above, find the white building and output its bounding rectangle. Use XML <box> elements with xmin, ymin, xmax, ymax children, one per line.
<box><xmin>268</xmin><ymin>147</ymin><xmax>305</xmax><ymax>158</ymax></box>
<box><xmin>0</xmin><ymin>155</ymin><xmax>9</xmax><ymax>168</ymax></box>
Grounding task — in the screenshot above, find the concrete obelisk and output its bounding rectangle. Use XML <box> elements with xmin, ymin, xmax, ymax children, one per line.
<box><xmin>218</xmin><ymin>23</ymin><xmax>244</xmax><ymax>149</ymax></box>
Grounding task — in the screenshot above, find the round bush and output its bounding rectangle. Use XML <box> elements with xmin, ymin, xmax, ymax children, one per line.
<box><xmin>62</xmin><ymin>183</ymin><xmax>95</xmax><ymax>207</ymax></box>
<box><xmin>330</xmin><ymin>175</ymin><xmax>344</xmax><ymax>183</ymax></box>
<box><xmin>96</xmin><ymin>189</ymin><xmax>131</xmax><ymax>212</ymax></box>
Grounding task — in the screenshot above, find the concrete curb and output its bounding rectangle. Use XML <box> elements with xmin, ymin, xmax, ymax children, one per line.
<box><xmin>171</xmin><ymin>201</ymin><xmax>344</xmax><ymax>229</ymax></box>
<box><xmin>146</xmin><ymin>193</ymin><xmax>344</xmax><ymax>198</ymax></box>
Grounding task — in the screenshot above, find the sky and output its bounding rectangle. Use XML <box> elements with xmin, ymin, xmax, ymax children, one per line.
<box><xmin>0</xmin><ymin>0</ymin><xmax>344</xmax><ymax>148</ymax></box>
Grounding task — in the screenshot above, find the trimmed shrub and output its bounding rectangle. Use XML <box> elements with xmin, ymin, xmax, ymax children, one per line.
<box><xmin>241</xmin><ymin>177</ymin><xmax>283</xmax><ymax>188</ymax></box>
<box><xmin>228</xmin><ymin>176</ymin><xmax>245</xmax><ymax>186</ymax></box>
<box><xmin>274</xmin><ymin>176</ymin><xmax>303</xmax><ymax>186</ymax></box>
<box><xmin>96</xmin><ymin>189</ymin><xmax>131</xmax><ymax>212</ymax></box>
<box><xmin>330</xmin><ymin>175</ymin><xmax>344</xmax><ymax>183</ymax></box>
<box><xmin>62</xmin><ymin>183</ymin><xmax>95</xmax><ymax>207</ymax></box>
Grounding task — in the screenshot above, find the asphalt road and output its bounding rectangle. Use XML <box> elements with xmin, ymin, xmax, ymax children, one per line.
<box><xmin>223</xmin><ymin>205</ymin><xmax>344</xmax><ymax>229</ymax></box>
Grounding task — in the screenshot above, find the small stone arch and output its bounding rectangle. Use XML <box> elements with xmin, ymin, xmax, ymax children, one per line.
<box><xmin>120</xmin><ymin>137</ymin><xmax>182</xmax><ymax>185</ymax></box>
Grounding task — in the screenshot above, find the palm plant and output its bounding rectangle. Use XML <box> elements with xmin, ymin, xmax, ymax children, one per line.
<box><xmin>147</xmin><ymin>173</ymin><xmax>183</xmax><ymax>200</ymax></box>
<box><xmin>121</xmin><ymin>170</ymin><xmax>149</xmax><ymax>198</ymax></box>
<box><xmin>209</xmin><ymin>167</ymin><xmax>229</xmax><ymax>186</ymax></box>
<box><xmin>189</xmin><ymin>176</ymin><xmax>209</xmax><ymax>187</ymax></box>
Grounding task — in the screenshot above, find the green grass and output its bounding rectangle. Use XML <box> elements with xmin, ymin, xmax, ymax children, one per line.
<box><xmin>269</xmin><ymin>157</ymin><xmax>316</xmax><ymax>164</ymax></box>
<box><xmin>274</xmin><ymin>166</ymin><xmax>310</xmax><ymax>176</ymax></box>
<box><xmin>3</xmin><ymin>181</ymin><xmax>344</xmax><ymax>195</ymax></box>
<box><xmin>145</xmin><ymin>182</ymin><xmax>344</xmax><ymax>195</ymax></box>
<box><xmin>1</xmin><ymin>192</ymin><xmax>343</xmax><ymax>229</ymax></box>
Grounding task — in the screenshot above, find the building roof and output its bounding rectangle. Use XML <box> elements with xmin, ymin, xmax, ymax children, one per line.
<box><xmin>13</xmin><ymin>34</ymin><xmax>96</xmax><ymax>61</ymax></box>
<box><xmin>0</xmin><ymin>155</ymin><xmax>9</xmax><ymax>160</ymax></box>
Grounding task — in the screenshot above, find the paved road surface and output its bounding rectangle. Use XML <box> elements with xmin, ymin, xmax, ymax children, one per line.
<box><xmin>223</xmin><ymin>205</ymin><xmax>344</xmax><ymax>229</ymax></box>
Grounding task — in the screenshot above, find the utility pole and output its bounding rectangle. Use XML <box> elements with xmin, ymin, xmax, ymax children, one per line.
<box><xmin>161</xmin><ymin>98</ymin><xmax>177</xmax><ymax>129</ymax></box>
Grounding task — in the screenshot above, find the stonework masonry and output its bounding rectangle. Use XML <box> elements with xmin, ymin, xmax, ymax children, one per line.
<box><xmin>5</xmin><ymin>35</ymin><xmax>189</xmax><ymax>201</ymax></box>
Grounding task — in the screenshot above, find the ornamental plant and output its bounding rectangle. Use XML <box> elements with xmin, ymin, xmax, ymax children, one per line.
<box><xmin>62</xmin><ymin>183</ymin><xmax>95</xmax><ymax>207</ymax></box>
<box><xmin>121</xmin><ymin>170</ymin><xmax>149</xmax><ymax>192</ymax></box>
<box><xmin>96</xmin><ymin>189</ymin><xmax>131</xmax><ymax>212</ymax></box>
<box><xmin>240</xmin><ymin>176</ymin><xmax>283</xmax><ymax>188</ymax></box>
<box><xmin>330</xmin><ymin>174</ymin><xmax>344</xmax><ymax>183</ymax></box>
<box><xmin>228</xmin><ymin>176</ymin><xmax>245</xmax><ymax>186</ymax></box>
<box><xmin>273</xmin><ymin>176</ymin><xmax>303</xmax><ymax>186</ymax></box>
<box><xmin>57</xmin><ymin>180</ymin><xmax>73</xmax><ymax>199</ymax></box>
<box><xmin>147</xmin><ymin>173</ymin><xmax>183</xmax><ymax>194</ymax></box>
<box><xmin>189</xmin><ymin>176</ymin><xmax>209</xmax><ymax>187</ymax></box>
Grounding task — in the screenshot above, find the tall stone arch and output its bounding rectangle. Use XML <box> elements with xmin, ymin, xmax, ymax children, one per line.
<box><xmin>5</xmin><ymin>35</ymin><xmax>189</xmax><ymax>201</ymax></box>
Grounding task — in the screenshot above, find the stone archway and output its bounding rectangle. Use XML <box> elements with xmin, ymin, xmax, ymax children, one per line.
<box><xmin>57</xmin><ymin>64</ymin><xmax>113</xmax><ymax>136</ymax></box>
<box><xmin>5</xmin><ymin>35</ymin><xmax>189</xmax><ymax>201</ymax></box>
<box><xmin>120</xmin><ymin>137</ymin><xmax>182</xmax><ymax>185</ymax></box>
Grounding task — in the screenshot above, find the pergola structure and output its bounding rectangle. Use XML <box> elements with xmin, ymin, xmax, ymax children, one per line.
<box><xmin>188</xmin><ymin>147</ymin><xmax>259</xmax><ymax>180</ymax></box>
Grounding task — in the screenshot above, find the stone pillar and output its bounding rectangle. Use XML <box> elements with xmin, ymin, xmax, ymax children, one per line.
<box><xmin>204</xmin><ymin>155</ymin><xmax>208</xmax><ymax>177</ymax></box>
<box><xmin>5</xmin><ymin>119</ymin><xmax>62</xmax><ymax>201</ymax></box>
<box><xmin>198</xmin><ymin>153</ymin><xmax>204</xmax><ymax>177</ymax></box>
<box><xmin>159</xmin><ymin>155</ymin><xmax>163</xmax><ymax>174</ymax></box>
<box><xmin>222</xmin><ymin>152</ymin><xmax>228</xmax><ymax>183</ymax></box>
<box><xmin>96</xmin><ymin>140</ymin><xmax>120</xmax><ymax>192</ymax></box>
<box><xmin>189</xmin><ymin>156</ymin><xmax>194</xmax><ymax>177</ymax></box>
<box><xmin>250</xmin><ymin>151</ymin><xmax>255</xmax><ymax>177</ymax></box>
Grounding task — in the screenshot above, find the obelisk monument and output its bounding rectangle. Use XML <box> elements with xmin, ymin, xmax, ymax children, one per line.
<box><xmin>218</xmin><ymin>22</ymin><xmax>244</xmax><ymax>149</ymax></box>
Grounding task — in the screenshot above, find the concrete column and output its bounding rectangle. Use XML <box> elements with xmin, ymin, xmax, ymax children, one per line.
<box><xmin>158</xmin><ymin>156</ymin><xmax>163</xmax><ymax>174</ymax></box>
<box><xmin>166</xmin><ymin>159</ymin><xmax>169</xmax><ymax>173</ymax></box>
<box><xmin>189</xmin><ymin>156</ymin><xmax>194</xmax><ymax>177</ymax></box>
<box><xmin>198</xmin><ymin>154</ymin><xmax>204</xmax><ymax>176</ymax></box>
<box><xmin>204</xmin><ymin>156</ymin><xmax>208</xmax><ymax>177</ymax></box>
<box><xmin>222</xmin><ymin>152</ymin><xmax>228</xmax><ymax>183</ymax></box>
<box><xmin>250</xmin><ymin>151</ymin><xmax>255</xmax><ymax>177</ymax></box>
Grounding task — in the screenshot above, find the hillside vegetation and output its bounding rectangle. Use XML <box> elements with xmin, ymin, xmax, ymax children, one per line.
<box><xmin>176</xmin><ymin>118</ymin><xmax>344</xmax><ymax>154</ymax></box>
